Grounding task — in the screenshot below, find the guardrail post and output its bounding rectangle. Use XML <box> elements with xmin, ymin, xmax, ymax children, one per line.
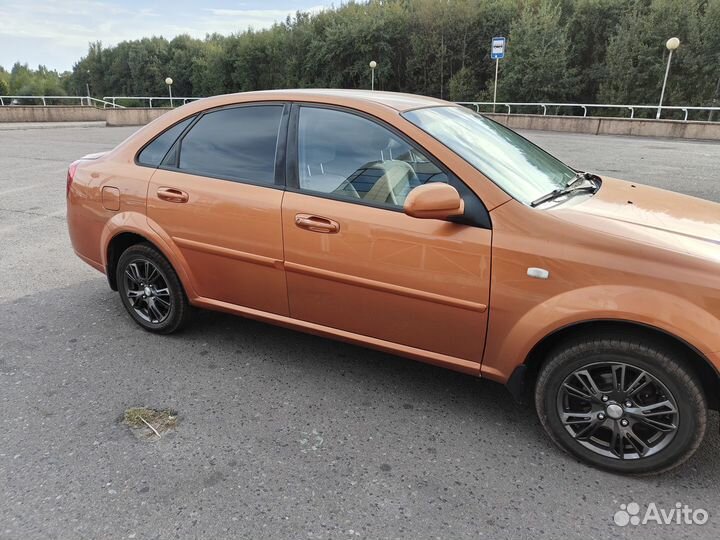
<box><xmin>149</xmin><ymin>98</ymin><xmax>153</xmax><ymax>108</ymax></box>
<box><xmin>541</xmin><ymin>104</ymin><xmax>547</xmax><ymax>116</ymax></box>
<box><xmin>581</xmin><ymin>106</ymin><xmax>587</xmax><ymax>117</ymax></box>
<box><xmin>0</xmin><ymin>97</ymin><xmax>4</xmax><ymax>106</ymax></box>
<box><xmin>41</xmin><ymin>97</ymin><xmax>46</xmax><ymax>106</ymax></box>
<box><xmin>682</xmin><ymin>108</ymin><xmax>688</xmax><ymax>121</ymax></box>
<box><xmin>628</xmin><ymin>107</ymin><xmax>634</xmax><ymax>119</ymax></box>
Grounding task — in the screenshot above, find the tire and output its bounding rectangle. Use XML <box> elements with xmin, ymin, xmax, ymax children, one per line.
<box><xmin>535</xmin><ymin>336</ymin><xmax>707</xmax><ymax>475</ymax></box>
<box><xmin>116</xmin><ymin>243</ymin><xmax>190</xmax><ymax>334</ymax></box>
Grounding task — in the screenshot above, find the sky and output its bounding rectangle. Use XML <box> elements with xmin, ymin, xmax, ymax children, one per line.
<box><xmin>0</xmin><ymin>0</ymin><xmax>331</xmax><ymax>72</ymax></box>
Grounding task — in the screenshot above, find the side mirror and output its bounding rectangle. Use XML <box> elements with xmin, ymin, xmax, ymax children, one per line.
<box><xmin>403</xmin><ymin>183</ymin><xmax>464</xmax><ymax>220</ymax></box>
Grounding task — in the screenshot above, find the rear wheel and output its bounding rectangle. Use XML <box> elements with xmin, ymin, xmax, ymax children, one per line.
<box><xmin>116</xmin><ymin>243</ymin><xmax>190</xmax><ymax>334</ymax></box>
<box><xmin>535</xmin><ymin>336</ymin><xmax>707</xmax><ymax>474</ymax></box>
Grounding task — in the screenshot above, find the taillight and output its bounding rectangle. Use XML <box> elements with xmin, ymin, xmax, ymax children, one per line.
<box><xmin>66</xmin><ymin>161</ymin><xmax>79</xmax><ymax>198</ymax></box>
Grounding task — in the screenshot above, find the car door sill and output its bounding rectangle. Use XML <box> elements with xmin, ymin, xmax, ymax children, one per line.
<box><xmin>191</xmin><ymin>295</ymin><xmax>482</xmax><ymax>376</ymax></box>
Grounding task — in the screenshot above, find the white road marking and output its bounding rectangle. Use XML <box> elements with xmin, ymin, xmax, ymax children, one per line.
<box><xmin>0</xmin><ymin>183</ymin><xmax>51</xmax><ymax>196</ymax></box>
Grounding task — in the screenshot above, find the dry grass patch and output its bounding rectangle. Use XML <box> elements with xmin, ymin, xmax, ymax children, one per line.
<box><xmin>123</xmin><ymin>407</ymin><xmax>177</xmax><ymax>439</ymax></box>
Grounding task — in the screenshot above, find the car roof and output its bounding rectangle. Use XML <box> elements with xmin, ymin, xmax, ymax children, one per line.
<box><xmin>199</xmin><ymin>89</ymin><xmax>449</xmax><ymax>112</ymax></box>
<box><xmin>111</xmin><ymin>89</ymin><xmax>454</xmax><ymax>161</ymax></box>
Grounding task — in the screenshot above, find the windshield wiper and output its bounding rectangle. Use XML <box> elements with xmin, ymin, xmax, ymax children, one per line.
<box><xmin>530</xmin><ymin>172</ymin><xmax>599</xmax><ymax>208</ymax></box>
<box><xmin>566</xmin><ymin>171</ymin><xmax>592</xmax><ymax>188</ymax></box>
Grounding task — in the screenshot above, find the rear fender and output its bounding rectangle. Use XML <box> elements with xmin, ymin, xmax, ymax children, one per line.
<box><xmin>99</xmin><ymin>211</ymin><xmax>198</xmax><ymax>300</ymax></box>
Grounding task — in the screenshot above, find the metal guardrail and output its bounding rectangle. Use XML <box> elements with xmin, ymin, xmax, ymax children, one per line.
<box><xmin>456</xmin><ymin>102</ymin><xmax>720</xmax><ymax>122</ymax></box>
<box><xmin>4</xmin><ymin>95</ymin><xmax>718</xmax><ymax>121</ymax></box>
<box><xmin>0</xmin><ymin>95</ymin><xmax>124</xmax><ymax>108</ymax></box>
<box><xmin>1</xmin><ymin>95</ymin><xmax>89</xmax><ymax>106</ymax></box>
<box><xmin>1</xmin><ymin>94</ymin><xmax>198</xmax><ymax>108</ymax></box>
<box><xmin>103</xmin><ymin>96</ymin><xmax>202</xmax><ymax>108</ymax></box>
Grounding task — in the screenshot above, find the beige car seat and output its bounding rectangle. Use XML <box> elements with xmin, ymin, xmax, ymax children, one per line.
<box><xmin>363</xmin><ymin>161</ymin><xmax>416</xmax><ymax>205</ymax></box>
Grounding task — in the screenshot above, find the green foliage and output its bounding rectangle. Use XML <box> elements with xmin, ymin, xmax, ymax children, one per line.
<box><xmin>2</xmin><ymin>0</ymin><xmax>719</xmax><ymax>105</ymax></box>
<box><xmin>449</xmin><ymin>67</ymin><xmax>477</xmax><ymax>101</ymax></box>
<box><xmin>1</xmin><ymin>63</ymin><xmax>67</xmax><ymax>96</ymax></box>
<box><xmin>499</xmin><ymin>1</ymin><xmax>574</xmax><ymax>102</ymax></box>
<box><xmin>599</xmin><ymin>0</ymin><xmax>707</xmax><ymax>106</ymax></box>
<box><xmin>565</xmin><ymin>0</ymin><xmax>627</xmax><ymax>102</ymax></box>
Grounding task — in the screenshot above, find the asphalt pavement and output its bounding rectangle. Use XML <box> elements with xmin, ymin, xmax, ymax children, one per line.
<box><xmin>1</xmin><ymin>123</ymin><xmax>719</xmax><ymax>540</ymax></box>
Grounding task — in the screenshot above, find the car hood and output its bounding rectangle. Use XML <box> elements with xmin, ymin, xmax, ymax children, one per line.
<box><xmin>551</xmin><ymin>177</ymin><xmax>720</xmax><ymax>262</ymax></box>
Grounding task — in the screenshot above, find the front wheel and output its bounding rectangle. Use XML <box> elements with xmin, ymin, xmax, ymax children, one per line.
<box><xmin>116</xmin><ymin>243</ymin><xmax>190</xmax><ymax>334</ymax></box>
<box><xmin>535</xmin><ymin>336</ymin><xmax>707</xmax><ymax>474</ymax></box>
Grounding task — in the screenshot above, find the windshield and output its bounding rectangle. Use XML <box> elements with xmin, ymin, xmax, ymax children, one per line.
<box><xmin>403</xmin><ymin>106</ymin><xmax>577</xmax><ymax>205</ymax></box>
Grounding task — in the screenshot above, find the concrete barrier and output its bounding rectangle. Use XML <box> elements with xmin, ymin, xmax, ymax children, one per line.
<box><xmin>0</xmin><ymin>106</ymin><xmax>169</xmax><ymax>126</ymax></box>
<box><xmin>484</xmin><ymin>113</ymin><xmax>720</xmax><ymax>140</ymax></box>
<box><xmin>100</xmin><ymin>109</ymin><xmax>720</xmax><ymax>138</ymax></box>
<box><xmin>0</xmin><ymin>106</ymin><xmax>106</xmax><ymax>123</ymax></box>
<box><xmin>105</xmin><ymin>108</ymin><xmax>170</xmax><ymax>126</ymax></box>
<box><xmin>2</xmin><ymin>106</ymin><xmax>720</xmax><ymax>139</ymax></box>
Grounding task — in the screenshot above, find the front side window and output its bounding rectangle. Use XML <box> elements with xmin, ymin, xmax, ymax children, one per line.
<box><xmin>403</xmin><ymin>106</ymin><xmax>577</xmax><ymax>205</ymax></box>
<box><xmin>137</xmin><ymin>116</ymin><xmax>194</xmax><ymax>167</ymax></box>
<box><xmin>297</xmin><ymin>107</ymin><xmax>447</xmax><ymax>208</ymax></box>
<box><xmin>178</xmin><ymin>105</ymin><xmax>283</xmax><ymax>185</ymax></box>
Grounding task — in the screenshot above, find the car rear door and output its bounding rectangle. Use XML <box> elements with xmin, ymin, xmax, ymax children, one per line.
<box><xmin>280</xmin><ymin>105</ymin><xmax>492</xmax><ymax>368</ymax></box>
<box><xmin>146</xmin><ymin>103</ymin><xmax>290</xmax><ymax>315</ymax></box>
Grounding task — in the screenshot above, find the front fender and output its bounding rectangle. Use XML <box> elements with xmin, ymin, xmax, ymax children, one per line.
<box><xmin>481</xmin><ymin>285</ymin><xmax>720</xmax><ymax>382</ymax></box>
<box><xmin>99</xmin><ymin>211</ymin><xmax>198</xmax><ymax>299</ymax></box>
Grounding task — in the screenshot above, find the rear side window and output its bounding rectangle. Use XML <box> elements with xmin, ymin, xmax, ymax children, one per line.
<box><xmin>178</xmin><ymin>105</ymin><xmax>283</xmax><ymax>185</ymax></box>
<box><xmin>137</xmin><ymin>116</ymin><xmax>194</xmax><ymax>167</ymax></box>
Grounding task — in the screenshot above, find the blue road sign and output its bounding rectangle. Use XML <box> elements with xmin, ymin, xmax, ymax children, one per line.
<box><xmin>491</xmin><ymin>37</ymin><xmax>506</xmax><ymax>60</ymax></box>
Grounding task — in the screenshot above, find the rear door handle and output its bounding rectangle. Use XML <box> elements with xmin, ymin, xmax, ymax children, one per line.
<box><xmin>295</xmin><ymin>214</ymin><xmax>340</xmax><ymax>234</ymax></box>
<box><xmin>157</xmin><ymin>187</ymin><xmax>189</xmax><ymax>203</ymax></box>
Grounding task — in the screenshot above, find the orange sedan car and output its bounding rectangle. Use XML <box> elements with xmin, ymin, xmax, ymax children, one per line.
<box><xmin>67</xmin><ymin>90</ymin><xmax>720</xmax><ymax>474</ymax></box>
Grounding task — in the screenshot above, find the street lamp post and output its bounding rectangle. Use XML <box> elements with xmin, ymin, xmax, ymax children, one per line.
<box><xmin>85</xmin><ymin>69</ymin><xmax>91</xmax><ymax>107</ymax></box>
<box><xmin>369</xmin><ymin>61</ymin><xmax>377</xmax><ymax>91</ymax></box>
<box><xmin>165</xmin><ymin>77</ymin><xmax>174</xmax><ymax>107</ymax></box>
<box><xmin>656</xmin><ymin>37</ymin><xmax>680</xmax><ymax>120</ymax></box>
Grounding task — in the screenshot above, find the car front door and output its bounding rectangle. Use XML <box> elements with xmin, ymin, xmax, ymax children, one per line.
<box><xmin>146</xmin><ymin>103</ymin><xmax>290</xmax><ymax>315</ymax></box>
<box><xmin>281</xmin><ymin>105</ymin><xmax>492</xmax><ymax>368</ymax></box>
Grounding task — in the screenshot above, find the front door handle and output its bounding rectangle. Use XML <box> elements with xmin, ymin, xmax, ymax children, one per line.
<box><xmin>157</xmin><ymin>187</ymin><xmax>189</xmax><ymax>203</ymax></box>
<box><xmin>295</xmin><ymin>214</ymin><xmax>340</xmax><ymax>234</ymax></box>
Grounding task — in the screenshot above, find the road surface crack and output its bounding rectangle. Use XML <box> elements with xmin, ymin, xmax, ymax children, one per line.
<box><xmin>0</xmin><ymin>207</ymin><xmax>65</xmax><ymax>219</ymax></box>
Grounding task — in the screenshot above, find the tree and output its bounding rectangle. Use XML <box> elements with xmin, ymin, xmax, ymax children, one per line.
<box><xmin>695</xmin><ymin>0</ymin><xmax>720</xmax><ymax>107</ymax></box>
<box><xmin>499</xmin><ymin>0</ymin><xmax>575</xmax><ymax>102</ymax></box>
<box><xmin>449</xmin><ymin>66</ymin><xmax>476</xmax><ymax>101</ymax></box>
<box><xmin>565</xmin><ymin>0</ymin><xmax>626</xmax><ymax>103</ymax></box>
<box><xmin>0</xmin><ymin>68</ymin><xmax>9</xmax><ymax>95</ymax></box>
<box><xmin>2</xmin><ymin>0</ymin><xmax>716</xmax><ymax>107</ymax></box>
<box><xmin>600</xmin><ymin>0</ymin><xmax>705</xmax><ymax>109</ymax></box>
